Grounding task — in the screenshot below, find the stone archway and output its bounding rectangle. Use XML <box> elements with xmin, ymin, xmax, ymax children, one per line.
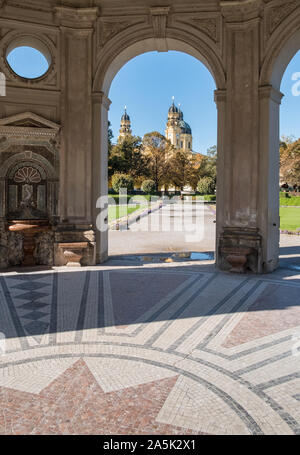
<box><xmin>258</xmin><ymin>10</ymin><xmax>300</xmax><ymax>272</ymax></box>
<box><xmin>1</xmin><ymin>0</ymin><xmax>300</xmax><ymax>272</ymax></box>
<box><xmin>92</xmin><ymin>33</ymin><xmax>225</xmax><ymax>263</ymax></box>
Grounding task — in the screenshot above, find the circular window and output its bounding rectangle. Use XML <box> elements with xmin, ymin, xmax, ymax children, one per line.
<box><xmin>6</xmin><ymin>37</ymin><xmax>51</xmax><ymax>80</ymax></box>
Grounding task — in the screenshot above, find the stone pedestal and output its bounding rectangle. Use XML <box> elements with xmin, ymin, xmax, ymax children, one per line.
<box><xmin>59</xmin><ymin>242</ymin><xmax>89</xmax><ymax>267</ymax></box>
<box><xmin>8</xmin><ymin>220</ymin><xmax>50</xmax><ymax>266</ymax></box>
<box><xmin>218</xmin><ymin>227</ymin><xmax>262</xmax><ymax>274</ymax></box>
<box><xmin>54</xmin><ymin>224</ymin><xmax>96</xmax><ymax>266</ymax></box>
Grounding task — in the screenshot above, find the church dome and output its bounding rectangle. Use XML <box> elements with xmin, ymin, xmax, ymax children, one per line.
<box><xmin>168</xmin><ymin>103</ymin><xmax>179</xmax><ymax>114</ymax></box>
<box><xmin>179</xmin><ymin>120</ymin><xmax>192</xmax><ymax>135</ymax></box>
<box><xmin>121</xmin><ymin>111</ymin><xmax>130</xmax><ymax>122</ymax></box>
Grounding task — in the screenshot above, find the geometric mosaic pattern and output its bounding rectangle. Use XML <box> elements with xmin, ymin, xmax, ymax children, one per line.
<box><xmin>0</xmin><ymin>263</ymin><xmax>299</xmax><ymax>434</ymax></box>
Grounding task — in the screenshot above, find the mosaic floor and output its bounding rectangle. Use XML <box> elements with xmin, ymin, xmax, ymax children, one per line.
<box><xmin>0</xmin><ymin>261</ymin><xmax>299</xmax><ymax>435</ymax></box>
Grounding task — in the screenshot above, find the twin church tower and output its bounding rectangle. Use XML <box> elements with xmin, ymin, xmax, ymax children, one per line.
<box><xmin>118</xmin><ymin>98</ymin><xmax>193</xmax><ymax>152</ymax></box>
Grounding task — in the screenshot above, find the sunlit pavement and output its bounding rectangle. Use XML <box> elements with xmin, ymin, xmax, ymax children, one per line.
<box><xmin>0</xmin><ymin>205</ymin><xmax>299</xmax><ymax>434</ymax></box>
<box><xmin>109</xmin><ymin>202</ymin><xmax>216</xmax><ymax>257</ymax></box>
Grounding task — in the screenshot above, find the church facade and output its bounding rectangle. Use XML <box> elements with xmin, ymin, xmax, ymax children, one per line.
<box><xmin>118</xmin><ymin>100</ymin><xmax>193</xmax><ymax>152</ymax></box>
<box><xmin>165</xmin><ymin>100</ymin><xmax>193</xmax><ymax>152</ymax></box>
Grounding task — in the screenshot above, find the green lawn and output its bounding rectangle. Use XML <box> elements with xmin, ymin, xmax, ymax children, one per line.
<box><xmin>280</xmin><ymin>207</ymin><xmax>300</xmax><ymax>231</ymax></box>
<box><xmin>279</xmin><ymin>194</ymin><xmax>300</xmax><ymax>206</ymax></box>
<box><xmin>108</xmin><ymin>194</ymin><xmax>159</xmax><ymax>204</ymax></box>
<box><xmin>108</xmin><ymin>204</ymin><xmax>147</xmax><ymax>222</ymax></box>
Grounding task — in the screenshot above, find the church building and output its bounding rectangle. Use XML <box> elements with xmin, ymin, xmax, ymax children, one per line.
<box><xmin>117</xmin><ymin>99</ymin><xmax>193</xmax><ymax>151</ymax></box>
<box><xmin>165</xmin><ymin>99</ymin><xmax>193</xmax><ymax>152</ymax></box>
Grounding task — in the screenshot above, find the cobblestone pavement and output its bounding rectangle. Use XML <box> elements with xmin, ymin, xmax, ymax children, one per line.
<box><xmin>0</xmin><ymin>259</ymin><xmax>299</xmax><ymax>435</ymax></box>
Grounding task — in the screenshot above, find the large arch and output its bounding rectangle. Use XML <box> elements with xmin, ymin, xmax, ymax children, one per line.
<box><xmin>91</xmin><ymin>32</ymin><xmax>224</xmax><ymax>263</ymax></box>
<box><xmin>257</xmin><ymin>13</ymin><xmax>300</xmax><ymax>272</ymax></box>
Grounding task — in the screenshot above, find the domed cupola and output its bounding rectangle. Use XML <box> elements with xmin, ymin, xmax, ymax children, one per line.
<box><xmin>118</xmin><ymin>106</ymin><xmax>132</xmax><ymax>141</ymax></box>
<box><xmin>179</xmin><ymin>120</ymin><xmax>192</xmax><ymax>135</ymax></box>
<box><xmin>121</xmin><ymin>108</ymin><xmax>130</xmax><ymax>122</ymax></box>
<box><xmin>168</xmin><ymin>103</ymin><xmax>179</xmax><ymax>114</ymax></box>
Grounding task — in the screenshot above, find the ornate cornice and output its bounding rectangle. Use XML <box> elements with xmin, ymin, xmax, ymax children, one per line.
<box><xmin>220</xmin><ymin>0</ymin><xmax>263</xmax><ymax>22</ymax></box>
<box><xmin>54</xmin><ymin>6</ymin><xmax>99</xmax><ymax>29</ymax></box>
<box><xmin>150</xmin><ymin>6</ymin><xmax>170</xmax><ymax>52</ymax></box>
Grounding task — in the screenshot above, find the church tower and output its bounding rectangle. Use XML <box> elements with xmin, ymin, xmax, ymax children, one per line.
<box><xmin>118</xmin><ymin>106</ymin><xmax>132</xmax><ymax>141</ymax></box>
<box><xmin>165</xmin><ymin>98</ymin><xmax>193</xmax><ymax>152</ymax></box>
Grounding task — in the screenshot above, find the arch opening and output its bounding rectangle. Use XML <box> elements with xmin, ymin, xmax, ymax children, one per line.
<box><xmin>261</xmin><ymin>31</ymin><xmax>300</xmax><ymax>272</ymax></box>
<box><xmin>97</xmin><ymin>43</ymin><xmax>219</xmax><ymax>263</ymax></box>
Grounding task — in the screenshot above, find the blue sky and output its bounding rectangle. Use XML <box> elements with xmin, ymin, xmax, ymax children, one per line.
<box><xmin>6</xmin><ymin>46</ymin><xmax>300</xmax><ymax>153</ymax></box>
<box><xmin>109</xmin><ymin>51</ymin><xmax>217</xmax><ymax>154</ymax></box>
<box><xmin>7</xmin><ymin>46</ymin><xmax>49</xmax><ymax>79</ymax></box>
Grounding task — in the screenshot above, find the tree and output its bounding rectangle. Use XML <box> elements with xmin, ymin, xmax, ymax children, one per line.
<box><xmin>108</xmin><ymin>135</ymin><xmax>148</xmax><ymax>179</ymax></box>
<box><xmin>108</xmin><ymin>121</ymin><xmax>114</xmax><ymax>152</ymax></box>
<box><xmin>168</xmin><ymin>149</ymin><xmax>198</xmax><ymax>191</ymax></box>
<box><xmin>197</xmin><ymin>145</ymin><xmax>217</xmax><ymax>184</ymax></box>
<box><xmin>142</xmin><ymin>132</ymin><xmax>172</xmax><ymax>191</ymax></box>
<box><xmin>197</xmin><ymin>176</ymin><xmax>216</xmax><ymax>195</ymax></box>
<box><xmin>280</xmin><ymin>138</ymin><xmax>300</xmax><ymax>186</ymax></box>
<box><xmin>141</xmin><ymin>179</ymin><xmax>156</xmax><ymax>194</ymax></box>
<box><xmin>111</xmin><ymin>173</ymin><xmax>134</xmax><ymax>193</ymax></box>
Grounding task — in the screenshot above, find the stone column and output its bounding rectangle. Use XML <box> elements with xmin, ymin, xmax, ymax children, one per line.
<box><xmin>54</xmin><ymin>7</ymin><xmax>98</xmax><ymax>266</ymax></box>
<box><xmin>217</xmin><ymin>1</ymin><xmax>264</xmax><ymax>273</ymax></box>
<box><xmin>92</xmin><ymin>91</ymin><xmax>111</xmax><ymax>263</ymax></box>
<box><xmin>258</xmin><ymin>85</ymin><xmax>283</xmax><ymax>272</ymax></box>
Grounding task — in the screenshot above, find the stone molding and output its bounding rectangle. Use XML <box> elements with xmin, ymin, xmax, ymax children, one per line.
<box><xmin>259</xmin><ymin>85</ymin><xmax>284</xmax><ymax>104</ymax></box>
<box><xmin>214</xmin><ymin>89</ymin><xmax>227</xmax><ymax>104</ymax></box>
<box><xmin>54</xmin><ymin>6</ymin><xmax>99</xmax><ymax>29</ymax></box>
<box><xmin>150</xmin><ymin>6</ymin><xmax>170</xmax><ymax>52</ymax></box>
<box><xmin>97</xmin><ymin>16</ymin><xmax>146</xmax><ymax>49</ymax></box>
<box><xmin>267</xmin><ymin>0</ymin><xmax>298</xmax><ymax>36</ymax></box>
<box><xmin>92</xmin><ymin>91</ymin><xmax>111</xmax><ymax>111</ymax></box>
<box><xmin>172</xmin><ymin>13</ymin><xmax>220</xmax><ymax>44</ymax></box>
<box><xmin>220</xmin><ymin>0</ymin><xmax>263</xmax><ymax>22</ymax></box>
<box><xmin>0</xmin><ymin>112</ymin><xmax>61</xmax><ymax>139</ymax></box>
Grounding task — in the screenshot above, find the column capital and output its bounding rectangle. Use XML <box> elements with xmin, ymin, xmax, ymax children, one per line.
<box><xmin>54</xmin><ymin>6</ymin><xmax>99</xmax><ymax>29</ymax></box>
<box><xmin>92</xmin><ymin>91</ymin><xmax>111</xmax><ymax>111</ymax></box>
<box><xmin>214</xmin><ymin>89</ymin><xmax>227</xmax><ymax>104</ymax></box>
<box><xmin>259</xmin><ymin>85</ymin><xmax>284</xmax><ymax>104</ymax></box>
<box><xmin>220</xmin><ymin>0</ymin><xmax>263</xmax><ymax>23</ymax></box>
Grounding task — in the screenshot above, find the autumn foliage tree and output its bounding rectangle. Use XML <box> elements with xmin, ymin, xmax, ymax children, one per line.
<box><xmin>280</xmin><ymin>137</ymin><xmax>300</xmax><ymax>186</ymax></box>
<box><xmin>142</xmin><ymin>132</ymin><xmax>172</xmax><ymax>192</ymax></box>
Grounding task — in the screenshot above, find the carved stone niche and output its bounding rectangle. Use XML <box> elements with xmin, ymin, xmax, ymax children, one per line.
<box><xmin>0</xmin><ymin>112</ymin><xmax>61</xmax><ymax>269</ymax></box>
<box><xmin>218</xmin><ymin>227</ymin><xmax>262</xmax><ymax>274</ymax></box>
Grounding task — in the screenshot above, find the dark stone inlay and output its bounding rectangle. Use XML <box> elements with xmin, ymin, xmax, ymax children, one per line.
<box><xmin>19</xmin><ymin>302</ymin><xmax>49</xmax><ymax>310</ymax></box>
<box><xmin>12</xmin><ymin>282</ymin><xmax>50</xmax><ymax>291</ymax></box>
<box><xmin>14</xmin><ymin>291</ymin><xmax>48</xmax><ymax>302</ymax></box>
<box><xmin>22</xmin><ymin>310</ymin><xmax>49</xmax><ymax>321</ymax></box>
<box><xmin>49</xmin><ymin>273</ymin><xmax>58</xmax><ymax>344</ymax></box>
<box><xmin>169</xmin><ymin>277</ymin><xmax>250</xmax><ymax>351</ymax></box>
<box><xmin>0</xmin><ymin>276</ymin><xmax>29</xmax><ymax>348</ymax></box>
<box><xmin>196</xmin><ymin>280</ymin><xmax>262</xmax><ymax>350</ymax></box>
<box><xmin>146</xmin><ymin>273</ymin><xmax>218</xmax><ymax>346</ymax></box>
<box><xmin>75</xmin><ymin>271</ymin><xmax>91</xmax><ymax>341</ymax></box>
